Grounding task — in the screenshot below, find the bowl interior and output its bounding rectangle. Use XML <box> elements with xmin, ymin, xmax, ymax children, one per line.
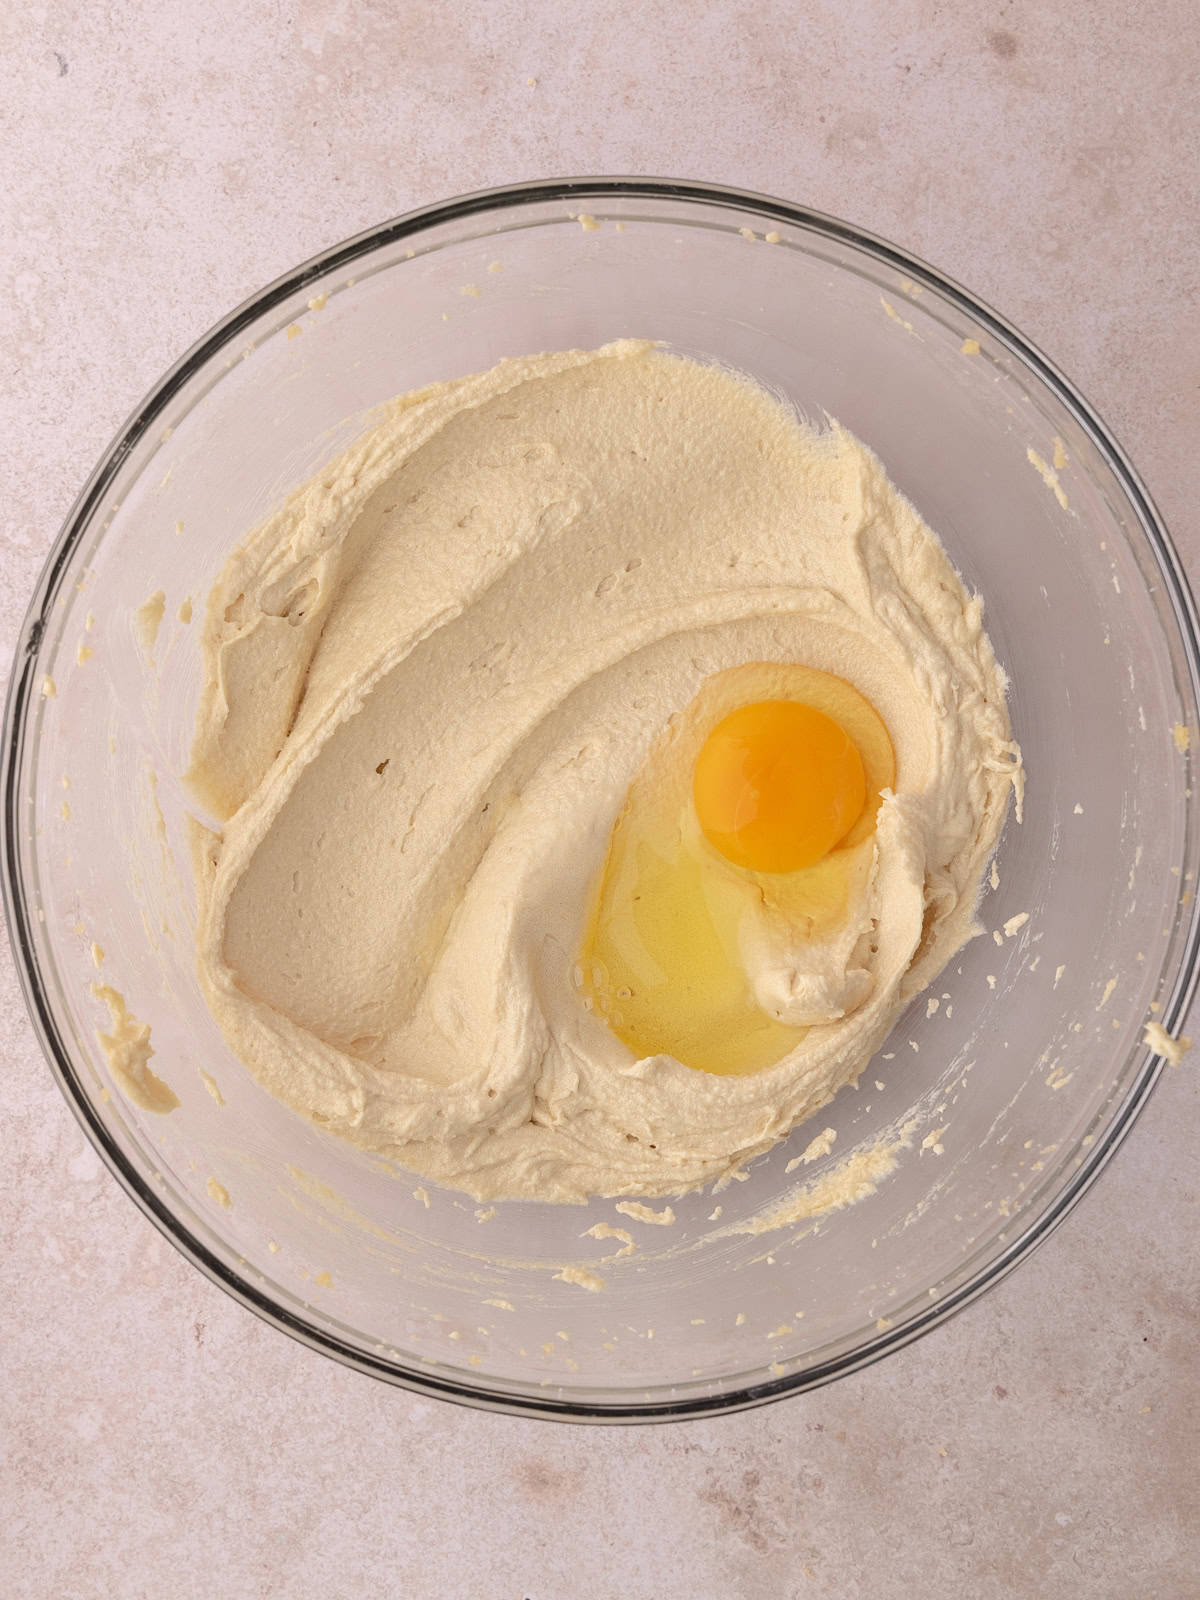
<box><xmin>8</xmin><ymin>183</ymin><xmax>1199</xmax><ymax>1418</ymax></box>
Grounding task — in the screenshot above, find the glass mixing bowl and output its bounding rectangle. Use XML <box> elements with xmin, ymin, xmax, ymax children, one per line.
<box><xmin>5</xmin><ymin>179</ymin><xmax>1199</xmax><ymax>1422</ymax></box>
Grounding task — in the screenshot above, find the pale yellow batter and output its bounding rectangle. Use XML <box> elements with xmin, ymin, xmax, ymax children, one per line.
<box><xmin>187</xmin><ymin>342</ymin><xmax>1021</xmax><ymax>1202</ymax></box>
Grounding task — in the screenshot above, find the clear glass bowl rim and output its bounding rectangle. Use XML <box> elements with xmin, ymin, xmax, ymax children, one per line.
<box><xmin>5</xmin><ymin>175</ymin><xmax>1199</xmax><ymax>1424</ymax></box>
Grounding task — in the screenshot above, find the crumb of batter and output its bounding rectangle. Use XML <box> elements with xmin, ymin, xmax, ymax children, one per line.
<box><xmin>1026</xmin><ymin>446</ymin><xmax>1069</xmax><ymax>511</ymax></box>
<box><xmin>135</xmin><ymin>589</ymin><xmax>166</xmax><ymax>656</ymax></box>
<box><xmin>584</xmin><ymin>1222</ymin><xmax>637</xmax><ymax>1258</ymax></box>
<box><xmin>785</xmin><ymin>1127</ymin><xmax>838</xmax><ymax>1173</ymax></box>
<box><xmin>91</xmin><ymin>983</ymin><xmax>177</xmax><ymax>1113</ymax></box>
<box><xmin>554</xmin><ymin>1265</ymin><xmax>605</xmax><ymax>1292</ymax></box>
<box><xmin>725</xmin><ymin>1121</ymin><xmax>919</xmax><ymax>1237</ymax></box>
<box><xmin>614</xmin><ymin>1202</ymin><xmax>676</xmax><ymax>1226</ymax></box>
<box><xmin>1143</xmin><ymin>1018</ymin><xmax>1191</xmax><ymax>1067</ymax></box>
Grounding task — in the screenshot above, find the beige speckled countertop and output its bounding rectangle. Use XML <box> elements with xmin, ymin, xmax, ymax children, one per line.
<box><xmin>3</xmin><ymin>3</ymin><xmax>1198</xmax><ymax>1595</ymax></box>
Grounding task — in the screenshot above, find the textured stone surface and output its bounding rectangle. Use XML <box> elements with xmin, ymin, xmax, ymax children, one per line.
<box><xmin>1</xmin><ymin>2</ymin><xmax>1197</xmax><ymax>1595</ymax></box>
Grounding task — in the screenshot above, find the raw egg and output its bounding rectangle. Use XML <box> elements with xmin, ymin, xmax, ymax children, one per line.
<box><xmin>578</xmin><ymin>663</ymin><xmax>895</xmax><ymax>1076</ymax></box>
<box><xmin>693</xmin><ymin>699</ymin><xmax>867</xmax><ymax>873</ymax></box>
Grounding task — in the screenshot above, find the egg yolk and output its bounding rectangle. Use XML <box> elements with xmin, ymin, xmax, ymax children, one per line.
<box><xmin>693</xmin><ymin>700</ymin><xmax>867</xmax><ymax>874</ymax></box>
